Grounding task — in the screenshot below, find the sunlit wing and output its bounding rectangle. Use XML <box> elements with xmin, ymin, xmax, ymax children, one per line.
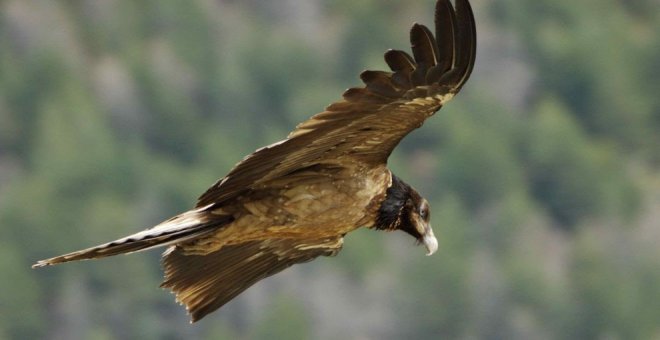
<box><xmin>197</xmin><ymin>0</ymin><xmax>476</xmax><ymax>208</ymax></box>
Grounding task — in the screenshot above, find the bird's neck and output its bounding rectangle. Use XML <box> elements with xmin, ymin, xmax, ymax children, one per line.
<box><xmin>374</xmin><ymin>175</ymin><xmax>410</xmax><ymax>231</ymax></box>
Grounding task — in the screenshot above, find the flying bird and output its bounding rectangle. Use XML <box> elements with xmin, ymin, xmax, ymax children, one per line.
<box><xmin>33</xmin><ymin>0</ymin><xmax>476</xmax><ymax>322</ymax></box>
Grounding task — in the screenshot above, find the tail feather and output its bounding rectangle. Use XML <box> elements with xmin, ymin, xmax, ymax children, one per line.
<box><xmin>32</xmin><ymin>209</ymin><xmax>231</xmax><ymax>268</ymax></box>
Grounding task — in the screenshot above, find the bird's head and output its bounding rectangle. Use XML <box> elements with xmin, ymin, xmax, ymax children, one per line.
<box><xmin>375</xmin><ymin>175</ymin><xmax>438</xmax><ymax>256</ymax></box>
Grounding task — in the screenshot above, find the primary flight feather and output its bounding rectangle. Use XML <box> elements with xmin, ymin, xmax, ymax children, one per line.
<box><xmin>33</xmin><ymin>0</ymin><xmax>476</xmax><ymax>322</ymax></box>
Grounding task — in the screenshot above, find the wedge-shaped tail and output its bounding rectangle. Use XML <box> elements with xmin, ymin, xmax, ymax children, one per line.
<box><xmin>32</xmin><ymin>209</ymin><xmax>230</xmax><ymax>268</ymax></box>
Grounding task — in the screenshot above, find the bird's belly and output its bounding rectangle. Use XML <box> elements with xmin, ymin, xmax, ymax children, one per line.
<box><xmin>189</xmin><ymin>166</ymin><xmax>391</xmax><ymax>254</ymax></box>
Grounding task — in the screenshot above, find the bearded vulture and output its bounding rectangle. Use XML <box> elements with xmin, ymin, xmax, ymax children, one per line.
<box><xmin>34</xmin><ymin>0</ymin><xmax>476</xmax><ymax>322</ymax></box>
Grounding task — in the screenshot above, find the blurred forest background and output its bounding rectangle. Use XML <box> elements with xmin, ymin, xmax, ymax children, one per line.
<box><xmin>1</xmin><ymin>0</ymin><xmax>659</xmax><ymax>339</ymax></box>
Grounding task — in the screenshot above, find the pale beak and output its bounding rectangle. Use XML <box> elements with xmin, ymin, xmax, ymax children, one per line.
<box><xmin>422</xmin><ymin>227</ymin><xmax>438</xmax><ymax>256</ymax></box>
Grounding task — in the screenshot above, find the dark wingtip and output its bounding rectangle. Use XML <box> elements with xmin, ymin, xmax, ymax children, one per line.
<box><xmin>399</xmin><ymin>0</ymin><xmax>476</xmax><ymax>93</ymax></box>
<box><xmin>410</xmin><ymin>23</ymin><xmax>439</xmax><ymax>67</ymax></box>
<box><xmin>356</xmin><ymin>0</ymin><xmax>476</xmax><ymax>101</ymax></box>
<box><xmin>425</xmin><ymin>0</ymin><xmax>476</xmax><ymax>92</ymax></box>
<box><xmin>384</xmin><ymin>49</ymin><xmax>415</xmax><ymax>73</ymax></box>
<box><xmin>452</xmin><ymin>0</ymin><xmax>476</xmax><ymax>91</ymax></box>
<box><xmin>434</xmin><ymin>0</ymin><xmax>457</xmax><ymax>73</ymax></box>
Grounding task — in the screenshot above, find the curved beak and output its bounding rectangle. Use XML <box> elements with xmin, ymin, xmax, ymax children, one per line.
<box><xmin>421</xmin><ymin>227</ymin><xmax>437</xmax><ymax>256</ymax></box>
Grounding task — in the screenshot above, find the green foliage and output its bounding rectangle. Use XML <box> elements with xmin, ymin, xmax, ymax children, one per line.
<box><xmin>0</xmin><ymin>241</ymin><xmax>44</xmax><ymax>339</ymax></box>
<box><xmin>436</xmin><ymin>102</ymin><xmax>524</xmax><ymax>209</ymax></box>
<box><xmin>0</xmin><ymin>0</ymin><xmax>658</xmax><ymax>339</ymax></box>
<box><xmin>493</xmin><ymin>0</ymin><xmax>660</xmax><ymax>158</ymax></box>
<box><xmin>252</xmin><ymin>295</ymin><xmax>311</xmax><ymax>340</ymax></box>
<box><xmin>396</xmin><ymin>196</ymin><xmax>473</xmax><ymax>338</ymax></box>
<box><xmin>569</xmin><ymin>227</ymin><xmax>660</xmax><ymax>339</ymax></box>
<box><xmin>524</xmin><ymin>96</ymin><xmax>639</xmax><ymax>227</ymax></box>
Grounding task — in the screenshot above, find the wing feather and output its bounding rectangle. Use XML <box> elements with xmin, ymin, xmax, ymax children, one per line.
<box><xmin>435</xmin><ymin>0</ymin><xmax>458</xmax><ymax>72</ymax></box>
<box><xmin>385</xmin><ymin>49</ymin><xmax>415</xmax><ymax>89</ymax></box>
<box><xmin>197</xmin><ymin>0</ymin><xmax>476</xmax><ymax>207</ymax></box>
<box><xmin>384</xmin><ymin>49</ymin><xmax>415</xmax><ymax>73</ymax></box>
<box><xmin>410</xmin><ymin>24</ymin><xmax>439</xmax><ymax>67</ymax></box>
<box><xmin>360</xmin><ymin>70</ymin><xmax>401</xmax><ymax>98</ymax></box>
<box><xmin>453</xmin><ymin>0</ymin><xmax>477</xmax><ymax>90</ymax></box>
<box><xmin>161</xmin><ymin>237</ymin><xmax>343</xmax><ymax>322</ymax></box>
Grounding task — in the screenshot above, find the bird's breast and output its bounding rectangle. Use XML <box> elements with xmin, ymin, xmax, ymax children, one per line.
<box><xmin>189</xmin><ymin>165</ymin><xmax>391</xmax><ymax>254</ymax></box>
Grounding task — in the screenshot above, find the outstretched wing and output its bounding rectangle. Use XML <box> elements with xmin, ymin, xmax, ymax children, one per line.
<box><xmin>161</xmin><ymin>237</ymin><xmax>343</xmax><ymax>322</ymax></box>
<box><xmin>197</xmin><ymin>0</ymin><xmax>476</xmax><ymax>207</ymax></box>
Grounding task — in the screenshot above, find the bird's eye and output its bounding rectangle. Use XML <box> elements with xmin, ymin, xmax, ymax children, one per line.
<box><xmin>419</xmin><ymin>204</ymin><xmax>429</xmax><ymax>221</ymax></box>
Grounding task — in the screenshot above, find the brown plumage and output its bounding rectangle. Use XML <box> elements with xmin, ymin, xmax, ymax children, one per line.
<box><xmin>33</xmin><ymin>0</ymin><xmax>476</xmax><ymax>322</ymax></box>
